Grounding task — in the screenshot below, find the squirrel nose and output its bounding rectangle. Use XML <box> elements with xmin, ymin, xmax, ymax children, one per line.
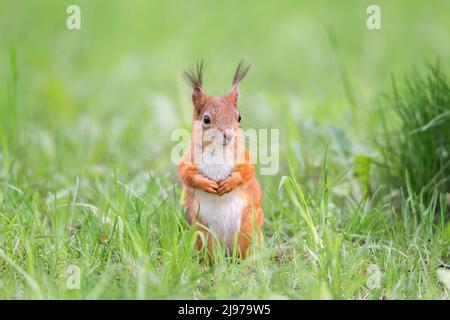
<box><xmin>223</xmin><ymin>132</ymin><xmax>234</xmax><ymax>144</ymax></box>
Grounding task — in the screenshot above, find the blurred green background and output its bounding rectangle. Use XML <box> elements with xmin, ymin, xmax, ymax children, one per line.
<box><xmin>2</xmin><ymin>0</ymin><xmax>450</xmax><ymax>177</ymax></box>
<box><xmin>0</xmin><ymin>0</ymin><xmax>449</xmax><ymax>299</ymax></box>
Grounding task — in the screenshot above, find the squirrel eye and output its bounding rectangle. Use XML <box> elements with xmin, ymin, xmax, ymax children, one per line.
<box><xmin>203</xmin><ymin>114</ymin><xmax>211</xmax><ymax>125</ymax></box>
<box><xmin>238</xmin><ymin>114</ymin><xmax>241</xmax><ymax>122</ymax></box>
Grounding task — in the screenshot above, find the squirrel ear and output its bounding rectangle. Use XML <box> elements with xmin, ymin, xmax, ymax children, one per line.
<box><xmin>228</xmin><ymin>60</ymin><xmax>251</xmax><ymax>106</ymax></box>
<box><xmin>192</xmin><ymin>87</ymin><xmax>207</xmax><ymax>112</ymax></box>
<box><xmin>183</xmin><ymin>60</ymin><xmax>208</xmax><ymax>112</ymax></box>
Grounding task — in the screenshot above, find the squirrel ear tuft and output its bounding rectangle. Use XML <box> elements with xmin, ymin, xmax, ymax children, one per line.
<box><xmin>183</xmin><ymin>60</ymin><xmax>207</xmax><ymax>111</ymax></box>
<box><xmin>228</xmin><ymin>60</ymin><xmax>251</xmax><ymax>106</ymax></box>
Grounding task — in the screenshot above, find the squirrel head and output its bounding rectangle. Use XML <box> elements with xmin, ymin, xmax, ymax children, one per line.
<box><xmin>183</xmin><ymin>61</ymin><xmax>250</xmax><ymax>146</ymax></box>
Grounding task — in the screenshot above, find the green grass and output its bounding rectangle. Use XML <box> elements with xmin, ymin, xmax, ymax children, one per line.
<box><xmin>0</xmin><ymin>0</ymin><xmax>449</xmax><ymax>299</ymax></box>
<box><xmin>377</xmin><ymin>63</ymin><xmax>450</xmax><ymax>198</ymax></box>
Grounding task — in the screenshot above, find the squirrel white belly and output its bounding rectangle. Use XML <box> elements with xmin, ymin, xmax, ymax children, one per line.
<box><xmin>196</xmin><ymin>189</ymin><xmax>245</xmax><ymax>247</ymax></box>
<box><xmin>197</xmin><ymin>147</ymin><xmax>245</xmax><ymax>246</ymax></box>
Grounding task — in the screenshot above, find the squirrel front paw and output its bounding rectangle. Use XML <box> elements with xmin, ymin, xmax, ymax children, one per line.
<box><xmin>217</xmin><ymin>172</ymin><xmax>241</xmax><ymax>196</ymax></box>
<box><xmin>195</xmin><ymin>175</ymin><xmax>219</xmax><ymax>194</ymax></box>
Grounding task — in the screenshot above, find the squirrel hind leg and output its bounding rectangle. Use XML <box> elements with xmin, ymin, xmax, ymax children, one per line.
<box><xmin>236</xmin><ymin>205</ymin><xmax>263</xmax><ymax>260</ymax></box>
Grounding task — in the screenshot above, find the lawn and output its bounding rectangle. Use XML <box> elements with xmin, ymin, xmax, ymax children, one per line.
<box><xmin>0</xmin><ymin>0</ymin><xmax>449</xmax><ymax>299</ymax></box>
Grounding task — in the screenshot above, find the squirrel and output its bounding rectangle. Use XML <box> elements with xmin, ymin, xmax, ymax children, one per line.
<box><xmin>179</xmin><ymin>61</ymin><xmax>263</xmax><ymax>260</ymax></box>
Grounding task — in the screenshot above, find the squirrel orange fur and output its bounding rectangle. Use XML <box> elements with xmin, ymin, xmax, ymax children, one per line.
<box><xmin>179</xmin><ymin>61</ymin><xmax>263</xmax><ymax>260</ymax></box>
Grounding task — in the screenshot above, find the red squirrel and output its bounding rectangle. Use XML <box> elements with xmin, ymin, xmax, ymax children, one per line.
<box><xmin>179</xmin><ymin>61</ymin><xmax>263</xmax><ymax>260</ymax></box>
